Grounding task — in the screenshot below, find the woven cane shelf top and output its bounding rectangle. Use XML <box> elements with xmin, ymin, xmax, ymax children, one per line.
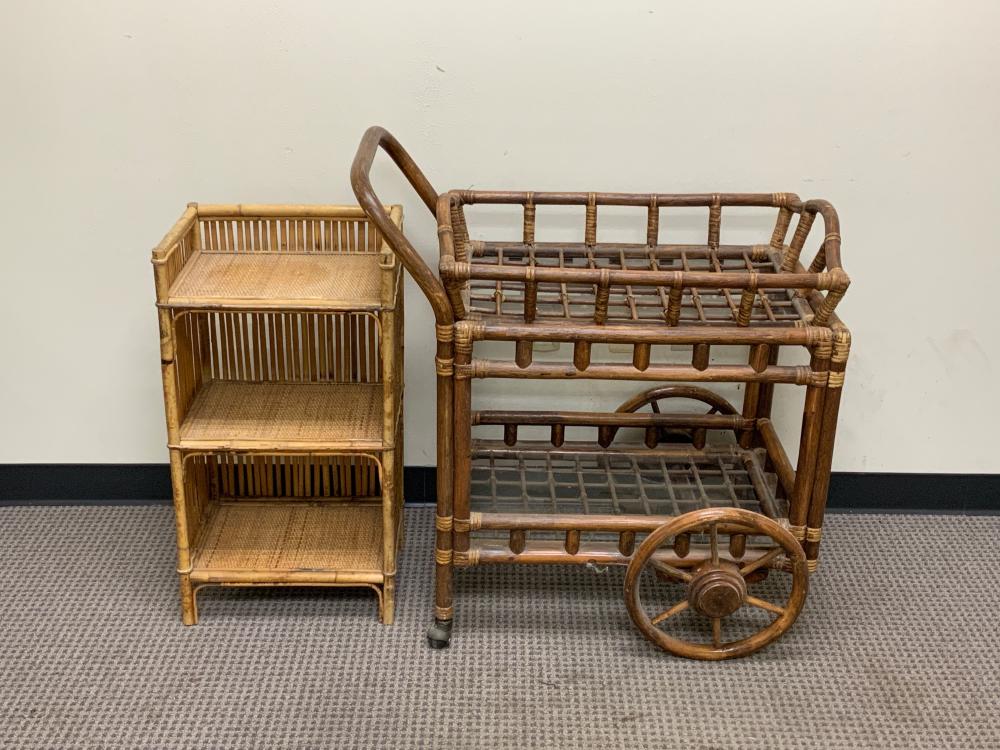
<box><xmin>462</xmin><ymin>244</ymin><xmax>813</xmax><ymax>327</ymax></box>
<box><xmin>470</xmin><ymin>442</ymin><xmax>784</xmax><ymax>522</ymax></box>
<box><xmin>190</xmin><ymin>502</ymin><xmax>383</xmax><ymax>580</ymax></box>
<box><xmin>164</xmin><ymin>252</ymin><xmax>387</xmax><ymax>311</ymax></box>
<box><xmin>176</xmin><ymin>381</ymin><xmax>385</xmax><ymax>452</ymax></box>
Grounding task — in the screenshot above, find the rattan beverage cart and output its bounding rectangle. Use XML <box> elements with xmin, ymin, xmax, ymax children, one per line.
<box><xmin>353</xmin><ymin>127</ymin><xmax>850</xmax><ymax>660</ymax></box>
<box><xmin>152</xmin><ymin>203</ymin><xmax>404</xmax><ymax>624</ymax></box>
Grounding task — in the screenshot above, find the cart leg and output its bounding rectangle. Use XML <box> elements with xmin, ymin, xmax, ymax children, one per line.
<box><xmin>427</xmin><ymin>507</ymin><xmax>455</xmax><ymax>648</ymax></box>
<box><xmin>805</xmin><ymin>329</ymin><xmax>849</xmax><ymax>567</ymax></box>
<box><xmin>739</xmin><ymin>344</ymin><xmax>770</xmax><ymax>448</ymax></box>
<box><xmin>790</xmin><ymin>368</ymin><xmax>826</xmax><ymax>536</ymax></box>
<box><xmin>427</xmin><ymin>338</ymin><xmax>456</xmax><ymax>649</ymax></box>
<box><xmin>427</xmin><ymin>617</ymin><xmax>453</xmax><ymax>649</ymax></box>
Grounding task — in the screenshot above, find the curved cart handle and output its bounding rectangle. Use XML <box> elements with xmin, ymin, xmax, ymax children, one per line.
<box><xmin>351</xmin><ymin>126</ymin><xmax>454</xmax><ymax>326</ymax></box>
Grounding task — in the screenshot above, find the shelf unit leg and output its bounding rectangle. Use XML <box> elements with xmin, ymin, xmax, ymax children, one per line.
<box><xmin>381</xmin><ymin>576</ymin><xmax>396</xmax><ymax>625</ymax></box>
<box><xmin>381</xmin><ymin>445</ymin><xmax>397</xmax><ymax>626</ymax></box>
<box><xmin>379</xmin><ymin>299</ymin><xmax>402</xmax><ymax>624</ymax></box>
<box><xmin>395</xmin><ymin>277</ymin><xmax>406</xmax><ymax>552</ymax></box>
<box><xmin>179</xmin><ymin>573</ymin><xmax>198</xmax><ymax>626</ymax></box>
<box><xmin>168</xmin><ymin>448</ymin><xmax>198</xmax><ymax>625</ymax></box>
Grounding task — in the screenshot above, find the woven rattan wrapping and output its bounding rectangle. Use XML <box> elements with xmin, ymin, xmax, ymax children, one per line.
<box><xmin>167</xmin><ymin>253</ymin><xmax>384</xmax><ymax>310</ymax></box>
<box><xmin>192</xmin><ymin>503</ymin><xmax>382</xmax><ymax>573</ymax></box>
<box><xmin>178</xmin><ymin>381</ymin><xmax>383</xmax><ymax>449</ymax></box>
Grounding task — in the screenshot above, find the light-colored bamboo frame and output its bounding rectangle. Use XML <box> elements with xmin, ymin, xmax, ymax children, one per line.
<box><xmin>152</xmin><ymin>204</ymin><xmax>405</xmax><ymax>625</ymax></box>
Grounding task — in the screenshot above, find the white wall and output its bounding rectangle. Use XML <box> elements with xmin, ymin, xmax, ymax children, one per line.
<box><xmin>2</xmin><ymin>0</ymin><xmax>998</xmax><ymax>472</ymax></box>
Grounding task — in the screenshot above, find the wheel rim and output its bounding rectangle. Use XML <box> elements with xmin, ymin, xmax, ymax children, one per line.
<box><xmin>624</xmin><ymin>507</ymin><xmax>808</xmax><ymax>660</ymax></box>
<box><xmin>606</xmin><ymin>385</ymin><xmax>740</xmax><ymax>447</ymax></box>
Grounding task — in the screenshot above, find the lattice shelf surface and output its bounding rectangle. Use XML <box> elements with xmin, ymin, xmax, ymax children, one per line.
<box><xmin>465</xmin><ymin>244</ymin><xmax>811</xmax><ymax>326</ymax></box>
<box><xmin>470</xmin><ymin>442</ymin><xmax>784</xmax><ymax>519</ymax></box>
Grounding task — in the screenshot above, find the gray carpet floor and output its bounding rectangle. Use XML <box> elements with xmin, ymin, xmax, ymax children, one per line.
<box><xmin>1</xmin><ymin>505</ymin><xmax>998</xmax><ymax>749</ymax></box>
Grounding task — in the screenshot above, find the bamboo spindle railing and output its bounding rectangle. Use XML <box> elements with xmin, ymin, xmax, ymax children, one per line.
<box><xmin>437</xmin><ymin>189</ymin><xmax>848</xmax><ymax>330</ymax></box>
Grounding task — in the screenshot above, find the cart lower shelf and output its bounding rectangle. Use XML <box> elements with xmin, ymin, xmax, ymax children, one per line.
<box><xmin>469</xmin><ymin>441</ymin><xmax>784</xmax><ymax>525</ymax></box>
<box><xmin>190</xmin><ymin>501</ymin><xmax>384</xmax><ymax>583</ymax></box>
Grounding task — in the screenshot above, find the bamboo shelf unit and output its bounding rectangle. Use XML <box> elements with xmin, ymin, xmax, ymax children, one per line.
<box><xmin>152</xmin><ymin>203</ymin><xmax>404</xmax><ymax>624</ymax></box>
<box><xmin>353</xmin><ymin>127</ymin><xmax>851</xmax><ymax>660</ymax></box>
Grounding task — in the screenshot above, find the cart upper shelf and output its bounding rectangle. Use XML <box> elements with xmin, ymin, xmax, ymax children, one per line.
<box><xmin>459</xmin><ymin>243</ymin><xmax>816</xmax><ymax>327</ymax></box>
<box><xmin>436</xmin><ymin>190</ymin><xmax>848</xmax><ymax>330</ymax></box>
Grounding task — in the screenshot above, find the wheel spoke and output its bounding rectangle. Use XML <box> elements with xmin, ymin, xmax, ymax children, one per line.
<box><xmin>711</xmin><ymin>617</ymin><xmax>722</xmax><ymax>647</ymax></box>
<box><xmin>650</xmin><ymin>599</ymin><xmax>689</xmax><ymax>625</ymax></box>
<box><xmin>739</xmin><ymin>546</ymin><xmax>783</xmax><ymax>577</ymax></box>
<box><xmin>651</xmin><ymin>560</ymin><xmax>693</xmax><ymax>583</ymax></box>
<box><xmin>746</xmin><ymin>595</ymin><xmax>786</xmax><ymax>617</ymax></box>
<box><xmin>709</xmin><ymin>522</ymin><xmax>719</xmax><ymax>565</ymax></box>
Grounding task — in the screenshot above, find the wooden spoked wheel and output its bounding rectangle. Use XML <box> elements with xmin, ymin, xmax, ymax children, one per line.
<box><xmin>605</xmin><ymin>385</ymin><xmax>739</xmax><ymax>448</ymax></box>
<box><xmin>624</xmin><ymin>507</ymin><xmax>808</xmax><ymax>660</ymax></box>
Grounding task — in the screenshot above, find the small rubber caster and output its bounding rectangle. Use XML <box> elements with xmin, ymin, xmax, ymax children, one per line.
<box><xmin>427</xmin><ymin>618</ymin><xmax>453</xmax><ymax>649</ymax></box>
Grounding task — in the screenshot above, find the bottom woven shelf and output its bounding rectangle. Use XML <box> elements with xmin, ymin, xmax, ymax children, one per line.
<box><xmin>470</xmin><ymin>442</ymin><xmax>784</xmax><ymax>520</ymax></box>
<box><xmin>190</xmin><ymin>501</ymin><xmax>384</xmax><ymax>583</ymax></box>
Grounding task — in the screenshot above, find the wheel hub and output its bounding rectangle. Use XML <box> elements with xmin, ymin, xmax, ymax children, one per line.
<box><xmin>687</xmin><ymin>561</ymin><xmax>747</xmax><ymax>618</ymax></box>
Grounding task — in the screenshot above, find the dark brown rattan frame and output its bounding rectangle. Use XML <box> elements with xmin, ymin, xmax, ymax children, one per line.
<box><xmin>352</xmin><ymin>126</ymin><xmax>850</xmax><ymax>659</ymax></box>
